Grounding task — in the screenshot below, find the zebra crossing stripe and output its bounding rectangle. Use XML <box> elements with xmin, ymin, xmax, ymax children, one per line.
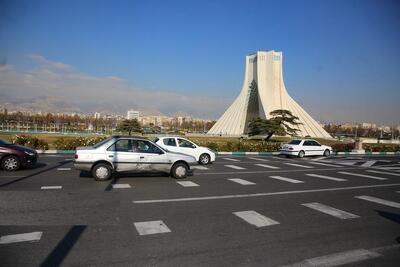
<box><xmin>302</xmin><ymin>202</ymin><xmax>359</xmax><ymax>219</ymax></box>
<box><xmin>366</xmin><ymin>170</ymin><xmax>400</xmax><ymax>176</ymax></box>
<box><xmin>355</xmin><ymin>195</ymin><xmax>400</xmax><ymax>209</ymax></box>
<box><xmin>248</xmin><ymin>157</ymin><xmax>269</xmax><ymax>162</ymax></box>
<box><xmin>134</xmin><ymin>220</ymin><xmax>171</xmax><ymax>236</ymax></box>
<box><xmin>255</xmin><ymin>163</ymin><xmax>280</xmax><ymax>169</ymax></box>
<box><xmin>192</xmin><ymin>166</ymin><xmax>209</xmax><ymax>170</ymax></box>
<box><xmin>269</xmin><ymin>176</ymin><xmax>304</xmax><ymax>184</ymax></box>
<box><xmin>306</xmin><ymin>174</ymin><xmax>347</xmax><ymax>182</ymax></box>
<box><xmin>233</xmin><ymin>210</ymin><xmax>279</xmax><ymax>227</ymax></box>
<box><xmin>176</xmin><ymin>181</ymin><xmax>199</xmax><ymax>187</ymax></box>
<box><xmin>307</xmin><ymin>162</ymin><xmax>343</xmax><ymax>168</ymax></box>
<box><xmin>222</xmin><ymin>158</ymin><xmax>240</xmax><ymax>162</ymax></box>
<box><xmin>57</xmin><ymin>168</ymin><xmax>71</xmax><ymax>171</ymax></box>
<box><xmin>284</xmin><ymin>163</ymin><xmax>314</xmax><ymax>168</ymax></box>
<box><xmin>283</xmin><ymin>249</ymin><xmax>381</xmax><ymax>267</ymax></box>
<box><xmin>112</xmin><ymin>184</ymin><xmax>131</xmax><ymax>189</ymax></box>
<box><xmin>0</xmin><ymin>232</ymin><xmax>43</xmax><ymax>244</ymax></box>
<box><xmin>224</xmin><ymin>165</ymin><xmax>246</xmax><ymax>170</ymax></box>
<box><xmin>361</xmin><ymin>161</ymin><xmax>377</xmax><ymax>167</ymax></box>
<box><xmin>338</xmin><ymin>172</ymin><xmax>387</xmax><ymax>181</ymax></box>
<box><xmin>228</xmin><ymin>178</ymin><xmax>255</xmax><ymax>185</ymax></box>
<box><xmin>41</xmin><ymin>186</ymin><xmax>62</xmax><ymax>190</ymax></box>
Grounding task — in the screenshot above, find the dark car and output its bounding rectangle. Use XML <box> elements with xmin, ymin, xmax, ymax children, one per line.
<box><xmin>0</xmin><ymin>139</ymin><xmax>38</xmax><ymax>171</ymax></box>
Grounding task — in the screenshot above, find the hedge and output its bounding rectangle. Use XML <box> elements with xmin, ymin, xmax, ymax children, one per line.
<box><xmin>53</xmin><ymin>136</ymin><xmax>108</xmax><ymax>150</ymax></box>
<box><xmin>11</xmin><ymin>135</ymin><xmax>49</xmax><ymax>150</ymax></box>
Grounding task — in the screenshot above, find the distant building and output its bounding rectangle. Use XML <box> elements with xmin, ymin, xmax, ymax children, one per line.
<box><xmin>361</xmin><ymin>122</ymin><xmax>376</xmax><ymax>129</ymax></box>
<box><xmin>94</xmin><ymin>112</ymin><xmax>101</xmax><ymax>119</ymax></box>
<box><xmin>127</xmin><ymin>110</ymin><xmax>140</xmax><ymax>120</ymax></box>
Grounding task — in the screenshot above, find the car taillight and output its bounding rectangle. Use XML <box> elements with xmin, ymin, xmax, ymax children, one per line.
<box><xmin>74</xmin><ymin>154</ymin><xmax>78</xmax><ymax>159</ymax></box>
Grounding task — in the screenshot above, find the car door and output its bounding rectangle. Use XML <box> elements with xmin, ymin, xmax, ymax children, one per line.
<box><xmin>310</xmin><ymin>140</ymin><xmax>324</xmax><ymax>155</ymax></box>
<box><xmin>106</xmin><ymin>139</ymin><xmax>140</xmax><ymax>172</ymax></box>
<box><xmin>177</xmin><ymin>138</ymin><xmax>197</xmax><ymax>158</ymax></box>
<box><xmin>302</xmin><ymin>140</ymin><xmax>316</xmax><ymax>156</ymax></box>
<box><xmin>136</xmin><ymin>140</ymin><xmax>170</xmax><ymax>173</ymax></box>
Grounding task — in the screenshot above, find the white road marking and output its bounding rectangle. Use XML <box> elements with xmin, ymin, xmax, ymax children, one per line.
<box><xmin>337</xmin><ymin>161</ymin><xmax>359</xmax><ymax>166</ymax></box>
<box><xmin>0</xmin><ymin>232</ymin><xmax>43</xmax><ymax>244</ymax></box>
<box><xmin>378</xmin><ymin>167</ymin><xmax>400</xmax><ymax>170</ymax></box>
<box><xmin>57</xmin><ymin>168</ymin><xmax>71</xmax><ymax>171</ymax></box>
<box><xmin>228</xmin><ymin>178</ymin><xmax>255</xmax><ymax>185</ymax></box>
<box><xmin>222</xmin><ymin>157</ymin><xmax>241</xmax><ymax>162</ymax></box>
<box><xmin>338</xmin><ymin>171</ymin><xmax>387</xmax><ymax>180</ymax></box>
<box><xmin>248</xmin><ymin>157</ymin><xmax>269</xmax><ymax>162</ymax></box>
<box><xmin>40</xmin><ymin>186</ymin><xmax>62</xmax><ymax>190</ymax></box>
<box><xmin>366</xmin><ymin>170</ymin><xmax>400</xmax><ymax>176</ymax></box>
<box><xmin>302</xmin><ymin>202</ymin><xmax>359</xmax><ymax>219</ymax></box>
<box><xmin>306</xmin><ymin>174</ymin><xmax>347</xmax><ymax>182</ymax></box>
<box><xmin>307</xmin><ymin>162</ymin><xmax>343</xmax><ymax>168</ymax></box>
<box><xmin>176</xmin><ymin>181</ymin><xmax>199</xmax><ymax>187</ymax></box>
<box><xmin>361</xmin><ymin>160</ymin><xmax>377</xmax><ymax>167</ymax></box>
<box><xmin>133</xmin><ymin>183</ymin><xmax>400</xmax><ymax>204</ymax></box>
<box><xmin>355</xmin><ymin>195</ymin><xmax>400</xmax><ymax>209</ymax></box>
<box><xmin>233</xmin><ymin>210</ymin><xmax>279</xmax><ymax>227</ymax></box>
<box><xmin>133</xmin><ymin>220</ymin><xmax>171</xmax><ymax>235</ymax></box>
<box><xmin>192</xmin><ymin>166</ymin><xmax>209</xmax><ymax>170</ymax></box>
<box><xmin>284</xmin><ymin>249</ymin><xmax>381</xmax><ymax>267</ymax></box>
<box><xmin>112</xmin><ymin>184</ymin><xmax>132</xmax><ymax>189</ymax></box>
<box><xmin>269</xmin><ymin>176</ymin><xmax>304</xmax><ymax>183</ymax></box>
<box><xmin>284</xmin><ymin>163</ymin><xmax>314</xmax><ymax>169</ymax></box>
<box><xmin>311</xmin><ymin>156</ymin><xmax>326</xmax><ymax>161</ymax></box>
<box><xmin>224</xmin><ymin>165</ymin><xmax>246</xmax><ymax>170</ymax></box>
<box><xmin>255</xmin><ymin>163</ymin><xmax>280</xmax><ymax>169</ymax></box>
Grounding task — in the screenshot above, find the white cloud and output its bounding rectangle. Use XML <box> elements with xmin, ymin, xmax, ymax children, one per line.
<box><xmin>0</xmin><ymin>54</ymin><xmax>230</xmax><ymax>118</ymax></box>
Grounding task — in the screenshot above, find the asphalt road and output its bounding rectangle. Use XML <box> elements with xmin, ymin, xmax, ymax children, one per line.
<box><xmin>1</xmin><ymin>154</ymin><xmax>400</xmax><ymax>266</ymax></box>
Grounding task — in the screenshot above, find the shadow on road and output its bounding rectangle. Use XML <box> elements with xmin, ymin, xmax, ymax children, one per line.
<box><xmin>0</xmin><ymin>160</ymin><xmax>70</xmax><ymax>188</ymax></box>
<box><xmin>376</xmin><ymin>210</ymin><xmax>400</xmax><ymax>224</ymax></box>
<box><xmin>40</xmin><ymin>225</ymin><xmax>87</xmax><ymax>267</ymax></box>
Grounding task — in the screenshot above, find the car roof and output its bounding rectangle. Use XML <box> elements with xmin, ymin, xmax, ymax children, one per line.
<box><xmin>111</xmin><ymin>135</ymin><xmax>149</xmax><ymax>141</ymax></box>
<box><xmin>158</xmin><ymin>136</ymin><xmax>185</xmax><ymax>139</ymax></box>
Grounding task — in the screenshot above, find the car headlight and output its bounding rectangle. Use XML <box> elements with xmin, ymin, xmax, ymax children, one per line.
<box><xmin>24</xmin><ymin>151</ymin><xmax>36</xmax><ymax>156</ymax></box>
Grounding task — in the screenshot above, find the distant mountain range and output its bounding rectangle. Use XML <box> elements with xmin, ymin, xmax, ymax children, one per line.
<box><xmin>0</xmin><ymin>96</ymin><xmax>191</xmax><ymax>117</ymax></box>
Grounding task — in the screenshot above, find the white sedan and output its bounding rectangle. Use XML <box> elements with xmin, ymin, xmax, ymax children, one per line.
<box><xmin>155</xmin><ymin>137</ymin><xmax>216</xmax><ymax>165</ymax></box>
<box><xmin>280</xmin><ymin>139</ymin><xmax>332</xmax><ymax>158</ymax></box>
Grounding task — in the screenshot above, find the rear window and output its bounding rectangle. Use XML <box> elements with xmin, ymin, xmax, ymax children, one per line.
<box><xmin>163</xmin><ymin>138</ymin><xmax>177</xmax><ymax>147</ymax></box>
<box><xmin>93</xmin><ymin>137</ymin><xmax>112</xmax><ymax>148</ymax></box>
<box><xmin>0</xmin><ymin>139</ymin><xmax>10</xmax><ymax>145</ymax></box>
<box><xmin>288</xmin><ymin>140</ymin><xmax>301</xmax><ymax>145</ymax></box>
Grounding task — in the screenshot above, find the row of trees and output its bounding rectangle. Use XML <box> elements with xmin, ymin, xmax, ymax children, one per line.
<box><xmin>115</xmin><ymin>110</ymin><xmax>302</xmax><ymax>139</ymax></box>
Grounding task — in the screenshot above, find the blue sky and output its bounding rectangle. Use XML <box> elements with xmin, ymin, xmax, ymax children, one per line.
<box><xmin>0</xmin><ymin>0</ymin><xmax>399</xmax><ymax>123</ymax></box>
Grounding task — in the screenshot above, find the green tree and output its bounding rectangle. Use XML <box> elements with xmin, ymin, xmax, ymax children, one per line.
<box><xmin>248</xmin><ymin>109</ymin><xmax>301</xmax><ymax>140</ymax></box>
<box><xmin>116</xmin><ymin>119</ymin><xmax>142</xmax><ymax>135</ymax></box>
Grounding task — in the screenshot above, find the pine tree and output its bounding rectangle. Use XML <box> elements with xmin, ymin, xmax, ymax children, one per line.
<box><xmin>116</xmin><ymin>119</ymin><xmax>142</xmax><ymax>135</ymax></box>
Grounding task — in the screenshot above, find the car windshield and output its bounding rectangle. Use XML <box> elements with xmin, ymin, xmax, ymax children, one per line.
<box><xmin>288</xmin><ymin>140</ymin><xmax>302</xmax><ymax>145</ymax></box>
<box><xmin>93</xmin><ymin>137</ymin><xmax>113</xmax><ymax>148</ymax></box>
<box><xmin>0</xmin><ymin>139</ymin><xmax>10</xmax><ymax>145</ymax></box>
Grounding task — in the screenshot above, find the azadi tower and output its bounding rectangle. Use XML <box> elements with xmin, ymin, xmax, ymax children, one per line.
<box><xmin>208</xmin><ymin>50</ymin><xmax>331</xmax><ymax>138</ymax></box>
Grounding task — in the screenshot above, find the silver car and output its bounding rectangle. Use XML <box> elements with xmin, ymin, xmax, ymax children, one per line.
<box><xmin>74</xmin><ymin>136</ymin><xmax>198</xmax><ymax>181</ymax></box>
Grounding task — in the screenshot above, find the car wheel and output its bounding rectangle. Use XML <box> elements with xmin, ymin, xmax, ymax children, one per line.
<box><xmin>199</xmin><ymin>153</ymin><xmax>211</xmax><ymax>165</ymax></box>
<box><xmin>323</xmin><ymin>149</ymin><xmax>330</xmax><ymax>157</ymax></box>
<box><xmin>92</xmin><ymin>163</ymin><xmax>113</xmax><ymax>181</ymax></box>
<box><xmin>298</xmin><ymin>150</ymin><xmax>305</xmax><ymax>158</ymax></box>
<box><xmin>171</xmin><ymin>162</ymin><xmax>188</xmax><ymax>179</ymax></box>
<box><xmin>1</xmin><ymin>155</ymin><xmax>21</xmax><ymax>171</ymax></box>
